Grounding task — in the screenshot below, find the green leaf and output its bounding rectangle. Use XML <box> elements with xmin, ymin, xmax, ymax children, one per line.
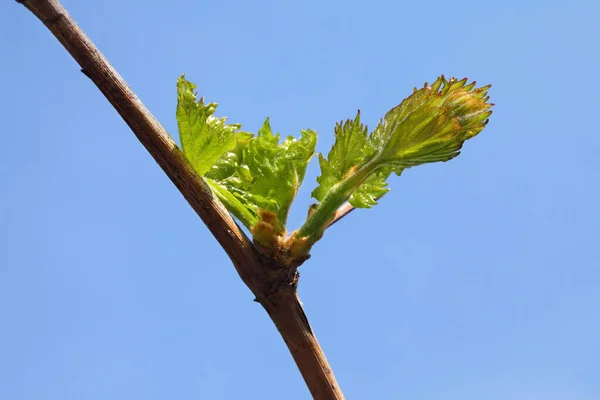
<box><xmin>372</xmin><ymin>76</ymin><xmax>493</xmax><ymax>170</ymax></box>
<box><xmin>311</xmin><ymin>113</ymin><xmax>369</xmax><ymax>202</ymax></box>
<box><xmin>311</xmin><ymin>111</ymin><xmax>383</xmax><ymax>208</ymax></box>
<box><xmin>294</xmin><ymin>76</ymin><xmax>493</xmax><ymax>260</ymax></box>
<box><xmin>204</xmin><ymin>133</ymin><xmax>260</xmax><ymax>228</ymax></box>
<box><xmin>176</xmin><ymin>75</ymin><xmax>238</xmax><ymax>175</ymax></box>
<box><xmin>244</xmin><ymin>118</ymin><xmax>317</xmax><ymax>232</ymax></box>
<box><xmin>175</xmin><ymin>74</ymin><xmax>492</xmax><ymax>266</ymax></box>
<box><xmin>349</xmin><ymin>171</ymin><xmax>390</xmax><ymax>208</ymax></box>
<box><xmin>204</xmin><ymin>118</ymin><xmax>316</xmax><ymax>240</ymax></box>
<box><xmin>204</xmin><ymin>177</ymin><xmax>258</xmax><ymax>229</ymax></box>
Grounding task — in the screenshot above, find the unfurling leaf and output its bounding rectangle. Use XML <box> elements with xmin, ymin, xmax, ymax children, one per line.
<box><xmin>244</xmin><ymin>118</ymin><xmax>317</xmax><ymax>233</ymax></box>
<box><xmin>311</xmin><ymin>112</ymin><xmax>386</xmax><ymax>209</ymax></box>
<box><xmin>176</xmin><ymin>75</ymin><xmax>316</xmax><ymax>253</ymax></box>
<box><xmin>372</xmin><ymin>76</ymin><xmax>492</xmax><ymax>170</ymax></box>
<box><xmin>292</xmin><ymin>76</ymin><xmax>493</xmax><ymax>260</ymax></box>
<box><xmin>176</xmin><ymin>74</ymin><xmax>493</xmax><ymax>266</ymax></box>
<box><xmin>207</xmin><ymin>118</ymin><xmax>316</xmax><ymax>247</ymax></box>
<box><xmin>349</xmin><ymin>171</ymin><xmax>390</xmax><ymax>208</ymax></box>
<box><xmin>176</xmin><ymin>76</ymin><xmax>239</xmax><ymax>175</ymax></box>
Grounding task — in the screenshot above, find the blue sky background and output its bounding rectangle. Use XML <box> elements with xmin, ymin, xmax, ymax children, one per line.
<box><xmin>1</xmin><ymin>0</ymin><xmax>599</xmax><ymax>399</ymax></box>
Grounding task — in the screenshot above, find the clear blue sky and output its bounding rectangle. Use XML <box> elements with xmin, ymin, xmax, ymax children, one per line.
<box><xmin>1</xmin><ymin>0</ymin><xmax>599</xmax><ymax>399</ymax></box>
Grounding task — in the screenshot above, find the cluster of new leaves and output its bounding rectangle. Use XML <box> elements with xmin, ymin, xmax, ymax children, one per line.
<box><xmin>176</xmin><ymin>75</ymin><xmax>316</xmax><ymax>249</ymax></box>
<box><xmin>176</xmin><ymin>74</ymin><xmax>493</xmax><ymax>262</ymax></box>
<box><xmin>295</xmin><ymin>76</ymin><xmax>493</xmax><ymax>255</ymax></box>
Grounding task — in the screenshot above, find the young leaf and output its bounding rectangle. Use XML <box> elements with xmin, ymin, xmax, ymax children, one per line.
<box><xmin>204</xmin><ymin>135</ymin><xmax>260</xmax><ymax>229</ymax></box>
<box><xmin>244</xmin><ymin>118</ymin><xmax>317</xmax><ymax>232</ymax></box>
<box><xmin>371</xmin><ymin>76</ymin><xmax>492</xmax><ymax>170</ymax></box>
<box><xmin>176</xmin><ymin>75</ymin><xmax>238</xmax><ymax>175</ymax></box>
<box><xmin>349</xmin><ymin>171</ymin><xmax>390</xmax><ymax>208</ymax></box>
<box><xmin>291</xmin><ymin>76</ymin><xmax>493</xmax><ymax>261</ymax></box>
<box><xmin>175</xmin><ymin>75</ymin><xmax>317</xmax><ymax>256</ymax></box>
<box><xmin>203</xmin><ymin>119</ymin><xmax>316</xmax><ymax>249</ymax></box>
<box><xmin>311</xmin><ymin>112</ymin><xmax>386</xmax><ymax>209</ymax></box>
<box><xmin>176</xmin><ymin>76</ymin><xmax>259</xmax><ymax>227</ymax></box>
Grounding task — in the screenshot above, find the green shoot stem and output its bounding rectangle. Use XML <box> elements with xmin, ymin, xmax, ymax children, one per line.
<box><xmin>297</xmin><ymin>158</ymin><xmax>380</xmax><ymax>242</ymax></box>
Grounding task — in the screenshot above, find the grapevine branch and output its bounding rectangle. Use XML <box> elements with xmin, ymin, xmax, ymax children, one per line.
<box><xmin>16</xmin><ymin>0</ymin><xmax>344</xmax><ymax>398</ymax></box>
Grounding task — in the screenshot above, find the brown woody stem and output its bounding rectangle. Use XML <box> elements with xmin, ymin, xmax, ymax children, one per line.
<box><xmin>16</xmin><ymin>0</ymin><xmax>344</xmax><ymax>398</ymax></box>
<box><xmin>260</xmin><ymin>291</ymin><xmax>344</xmax><ymax>399</ymax></box>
